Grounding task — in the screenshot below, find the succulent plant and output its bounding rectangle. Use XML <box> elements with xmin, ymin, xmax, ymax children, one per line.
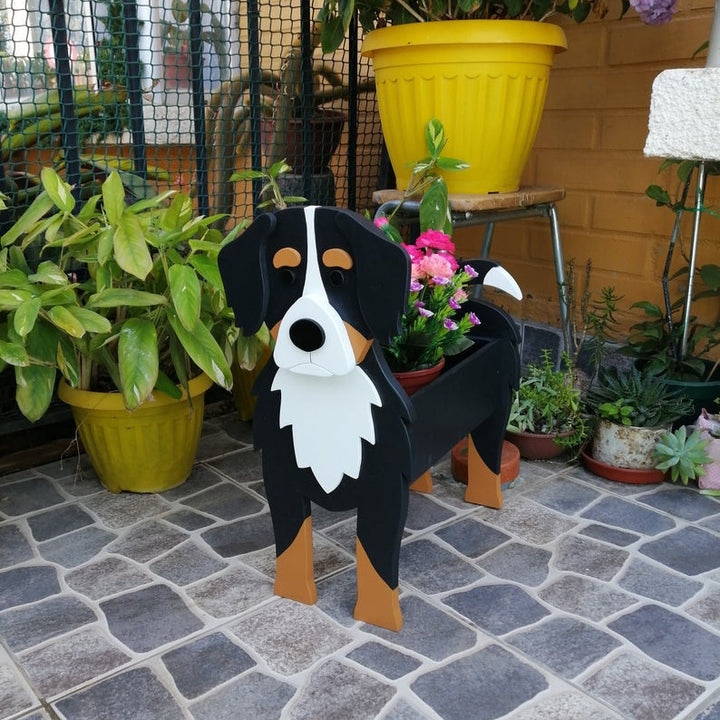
<box><xmin>653</xmin><ymin>425</ymin><xmax>712</xmax><ymax>485</ymax></box>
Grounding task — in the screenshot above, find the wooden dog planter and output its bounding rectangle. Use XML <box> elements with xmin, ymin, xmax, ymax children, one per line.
<box><xmin>218</xmin><ymin>206</ymin><xmax>520</xmax><ymax>631</ymax></box>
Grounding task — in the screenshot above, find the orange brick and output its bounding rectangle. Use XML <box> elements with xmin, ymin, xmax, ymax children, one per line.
<box><xmin>544</xmin><ymin>70</ymin><xmax>608</xmax><ymax>111</ymax></box>
<box><xmin>600</xmin><ymin>111</ymin><xmax>651</xmax><ymax>151</ymax></box>
<box><xmin>552</xmin><ymin>22</ymin><xmax>608</xmax><ymax>69</ymax></box>
<box><xmin>535</xmin><ymin>111</ymin><xmax>599</xmax><ymax>150</ymax></box>
<box><xmin>591</xmin><ymin>192</ymin><xmax>675</xmax><ymax>234</ymax></box>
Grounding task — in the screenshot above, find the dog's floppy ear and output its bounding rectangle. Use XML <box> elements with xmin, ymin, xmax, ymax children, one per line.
<box><xmin>218</xmin><ymin>212</ymin><xmax>276</xmax><ymax>336</ymax></box>
<box><xmin>333</xmin><ymin>209</ymin><xmax>410</xmax><ymax>343</ymax></box>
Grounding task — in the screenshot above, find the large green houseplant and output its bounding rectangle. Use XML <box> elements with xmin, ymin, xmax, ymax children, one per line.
<box><xmin>0</xmin><ymin>168</ymin><xmax>238</xmax><ymax>491</ymax></box>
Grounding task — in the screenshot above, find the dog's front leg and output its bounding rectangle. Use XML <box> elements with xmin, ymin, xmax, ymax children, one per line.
<box><xmin>264</xmin><ymin>476</ymin><xmax>317</xmax><ymax>605</ymax></box>
<box><xmin>354</xmin><ymin>484</ymin><xmax>408</xmax><ymax>631</ymax></box>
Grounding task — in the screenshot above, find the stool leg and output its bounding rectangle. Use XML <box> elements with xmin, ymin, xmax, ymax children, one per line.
<box><xmin>481</xmin><ymin>222</ymin><xmax>495</xmax><ymax>258</ymax></box>
<box><xmin>547</xmin><ymin>204</ymin><xmax>570</xmax><ymax>351</ymax></box>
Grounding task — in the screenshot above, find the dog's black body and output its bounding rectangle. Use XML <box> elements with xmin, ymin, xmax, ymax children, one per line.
<box><xmin>219</xmin><ymin>206</ymin><xmax>519</xmax><ymax>629</ymax></box>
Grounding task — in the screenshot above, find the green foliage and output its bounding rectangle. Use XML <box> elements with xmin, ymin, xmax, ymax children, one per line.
<box><xmin>0</xmin><ymin>168</ymin><xmax>239</xmax><ymax>420</ymax></box>
<box><xmin>319</xmin><ymin>0</ymin><xmax>621</xmax><ymax>52</ymax></box>
<box><xmin>230</xmin><ymin>160</ymin><xmax>306</xmax><ymax>211</ymax></box>
<box><xmin>507</xmin><ymin>350</ymin><xmax>588</xmax><ymax>449</ymax></box>
<box><xmin>653</xmin><ymin>425</ymin><xmax>711</xmax><ymax>485</ymax></box>
<box><xmin>585</xmin><ymin>365</ymin><xmax>694</xmax><ymax>428</ymax></box>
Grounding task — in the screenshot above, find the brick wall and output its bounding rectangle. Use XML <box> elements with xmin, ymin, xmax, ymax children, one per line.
<box><xmin>453</xmin><ymin>0</ymin><xmax>720</xmax><ymax>340</ymax></box>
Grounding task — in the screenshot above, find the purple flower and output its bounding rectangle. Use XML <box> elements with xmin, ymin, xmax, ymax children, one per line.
<box><xmin>410</xmin><ymin>281</ymin><xmax>423</xmax><ymax>292</ymax></box>
<box><xmin>630</xmin><ymin>0</ymin><xmax>676</xmax><ymax>24</ymax></box>
<box><xmin>469</xmin><ymin>312</ymin><xmax>481</xmax><ymax>325</ymax></box>
<box><xmin>464</xmin><ymin>264</ymin><xmax>479</xmax><ymax>279</ymax></box>
<box><xmin>414</xmin><ymin>300</ymin><xmax>425</xmax><ymax>308</ymax></box>
<box><xmin>418</xmin><ymin>307</ymin><xmax>434</xmax><ymax>318</ymax></box>
<box><xmin>433</xmin><ymin>275</ymin><xmax>451</xmax><ymax>285</ymax></box>
<box><xmin>448</xmin><ymin>296</ymin><xmax>460</xmax><ymax>310</ymax></box>
<box><xmin>444</xmin><ymin>319</ymin><xmax>458</xmax><ymax>331</ymax></box>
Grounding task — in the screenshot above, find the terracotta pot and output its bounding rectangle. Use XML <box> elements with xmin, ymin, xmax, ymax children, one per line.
<box><xmin>393</xmin><ymin>358</ymin><xmax>445</xmax><ymax>396</ymax></box>
<box><xmin>505</xmin><ymin>429</ymin><xmax>573</xmax><ymax>460</ymax></box>
<box><xmin>451</xmin><ymin>438</ymin><xmax>520</xmax><ymax>485</ymax></box>
<box><xmin>581</xmin><ymin>450</ymin><xmax>665</xmax><ymax>485</ymax></box>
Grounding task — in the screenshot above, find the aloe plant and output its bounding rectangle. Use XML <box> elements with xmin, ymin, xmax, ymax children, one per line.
<box><xmin>0</xmin><ymin>167</ymin><xmax>238</xmax><ymax>421</ymax></box>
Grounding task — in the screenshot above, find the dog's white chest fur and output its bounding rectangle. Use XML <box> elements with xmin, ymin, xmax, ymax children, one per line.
<box><xmin>272</xmin><ymin>367</ymin><xmax>381</xmax><ymax>493</ymax></box>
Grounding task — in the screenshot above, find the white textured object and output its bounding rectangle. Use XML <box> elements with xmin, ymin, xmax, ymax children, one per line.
<box><xmin>644</xmin><ymin>68</ymin><xmax>720</xmax><ymax>160</ymax></box>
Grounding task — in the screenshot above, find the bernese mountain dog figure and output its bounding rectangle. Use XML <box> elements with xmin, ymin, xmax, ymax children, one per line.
<box><xmin>219</xmin><ymin>206</ymin><xmax>521</xmax><ymax>630</ymax></box>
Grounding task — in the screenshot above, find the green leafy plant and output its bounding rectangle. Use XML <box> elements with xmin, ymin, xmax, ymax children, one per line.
<box><xmin>585</xmin><ymin>365</ymin><xmax>693</xmax><ymax>428</ymax></box>
<box><xmin>653</xmin><ymin>425</ymin><xmax>711</xmax><ymax>485</ymax></box>
<box><xmin>0</xmin><ymin>167</ymin><xmax>240</xmax><ymax>422</ymax></box>
<box><xmin>507</xmin><ymin>350</ymin><xmax>588</xmax><ymax>449</ymax></box>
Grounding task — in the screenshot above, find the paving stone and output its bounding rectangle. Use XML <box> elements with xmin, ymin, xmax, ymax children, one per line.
<box><xmin>507</xmin><ymin>617</ymin><xmax>620</xmax><ymax>679</ymax></box>
<box><xmin>230</xmin><ymin>600</ymin><xmax>352</xmax><ymax>675</ymax></box>
<box><xmin>580</xmin><ymin>524</ymin><xmax>640</xmax><ymax>547</ymax></box>
<box><xmin>404</xmin><ymin>492</ymin><xmax>456</xmax><ymax>531</ymax></box>
<box><xmin>0</xmin><ymin>468</ymin><xmax>37</xmax><ymax>486</ymax></box>
<box><xmin>508</xmin><ymin>690</ymin><xmax>622</xmax><ymax>719</ymax></box>
<box><xmin>581</xmin><ymin>652</ymin><xmax>704</xmax><ymax>720</ymax></box>
<box><xmin>554</xmin><ymin>535</ymin><xmax>629</xmax><ymax>581</ymax></box>
<box><xmin>313</xmin><ymin>567</ymin><xmax>358</xmax><ymax>627</ymax></box>
<box><xmin>33</xmin><ymin>454</ymin><xmax>93</xmax><ymax>481</ymax></box>
<box><xmin>483</xmin><ymin>496</ymin><xmax>577</xmax><ymax>544</ymax></box>
<box><xmin>0</xmin><ymin>595</ymin><xmax>96</xmax><ymax>652</ymax></box>
<box><xmin>100</xmin><ymin>584</ymin><xmax>203</xmax><ymax>653</ymax></box>
<box><xmin>48</xmin><ymin>458</ymin><xmax>103</xmax><ymax>497</ymax></box>
<box><xmin>399</xmin><ymin>538</ymin><xmax>482</xmax><ymax>594</ymax></box>
<box><xmin>366</xmin><ymin>596</ymin><xmax>477</xmax><ymax>662</ymax></box>
<box><xmin>81</xmin><ymin>493</ymin><xmax>170</xmax><ymax>529</ymax></box>
<box><xmin>194</xmin><ymin>429</ymin><xmax>247</xmax><ymax>460</ymax></box>
<box><xmin>347</xmin><ymin>641</ymin><xmax>422</xmax><ymax>680</ymax></box>
<box><xmin>201</xmin><ymin>512</ymin><xmax>275</xmax><ymax>556</ymax></box>
<box><xmin>0</xmin><ymin>524</ymin><xmax>33</xmax><ymax>568</ymax></box>
<box><xmin>695</xmin><ymin>698</ymin><xmax>720</xmax><ymax>720</ymax></box>
<box><xmin>580</xmin><ymin>496</ymin><xmax>676</xmax><ymax>535</ymax></box>
<box><xmin>65</xmin><ymin>557</ymin><xmax>152</xmax><ymax>600</ymax></box>
<box><xmin>19</xmin><ymin>627</ymin><xmax>129</xmax><ymax>697</ymax></box>
<box><xmin>179</xmin><ymin>482</ymin><xmax>265</xmax><ymax>521</ymax></box>
<box><xmin>638</xmin><ymin>487</ymin><xmax>720</xmax><ymax>521</ymax></box>
<box><xmin>163</xmin><ymin>508</ymin><xmax>216</xmax><ymax>531</ymax></box>
<box><xmin>310</xmin><ymin>501</ymin><xmax>356</xmax><ymax>530</ymax></box>
<box><xmin>443</xmin><ymin>583</ymin><xmax>550</xmax><ymax>635</ymax></box>
<box><xmin>0</xmin><ymin>477</ymin><xmax>65</xmax><ymax>517</ymax></box>
<box><xmin>54</xmin><ymin>666</ymin><xmax>185</xmax><ymax>720</ymax></box>
<box><xmin>206</xmin><ymin>449</ymin><xmax>264</xmax><ymax>483</ymax></box>
<box><xmin>609</xmin><ymin>604</ymin><xmax>720</xmax><ymax>681</ymax></box>
<box><xmin>702</xmin><ymin>514</ymin><xmax>720</xmax><ymax>534</ymax></box>
<box><xmin>190</xmin><ymin>671</ymin><xmax>295</xmax><ymax>720</ymax></box>
<box><xmin>26</xmin><ymin>504</ymin><xmax>94</xmax><ymax>541</ymax></box>
<box><xmin>619</xmin><ymin>558</ymin><xmax>704</xmax><ymax>605</ymax></box>
<box><xmin>37</xmin><ymin>526</ymin><xmax>117</xmax><ymax>567</ymax></box>
<box><xmin>529</xmin><ymin>476</ymin><xmax>601</xmax><ymax>515</ymax></box>
<box><xmin>0</xmin><ymin>565</ymin><xmax>60</xmax><ymax>610</ymax></box>
<box><xmin>0</xmin><ymin>662</ymin><xmax>36</xmax><ymax>717</ymax></box>
<box><xmin>379</xmin><ymin>698</ymin><xmax>433</xmax><ymax>720</ymax></box>
<box><xmin>538</xmin><ymin>575</ymin><xmax>636</xmax><ymax>621</ymax></box>
<box><xmin>687</xmin><ymin>587</ymin><xmax>720</xmax><ymax>631</ymax></box>
<box><xmin>108</xmin><ymin>520</ymin><xmax>187</xmax><ymax>563</ymax></box>
<box><xmin>640</xmin><ymin>526</ymin><xmax>720</xmax><ymax>576</ymax></box>
<box><xmin>411</xmin><ymin>644</ymin><xmax>548</xmax><ymax>720</ymax></box>
<box><xmin>321</xmin><ymin>516</ymin><xmax>358</xmax><ymax>554</ymax></box>
<box><xmin>435</xmin><ymin>518</ymin><xmax>511</xmax><ymax>558</ymax></box>
<box><xmin>160</xmin><ymin>464</ymin><xmax>227</xmax><ymax>500</ymax></box>
<box><xmin>477</xmin><ymin>541</ymin><xmax>551</xmax><ymax>586</ymax></box>
<box><xmin>149</xmin><ymin>540</ymin><xmax>227</xmax><ymax>585</ymax></box>
<box><xmin>566</xmin><ymin>465</ymin><xmax>651</xmax><ymax>496</ymax></box>
<box><xmin>186</xmin><ymin>565</ymin><xmax>274</xmax><ymax>618</ymax></box>
<box><xmin>162</xmin><ymin>632</ymin><xmax>255</xmax><ymax>699</ymax></box>
<box><xmin>288</xmin><ymin>659</ymin><xmax>395</xmax><ymax>720</ymax></box>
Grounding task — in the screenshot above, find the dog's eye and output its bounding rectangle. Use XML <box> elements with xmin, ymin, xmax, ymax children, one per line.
<box><xmin>329</xmin><ymin>269</ymin><xmax>346</xmax><ymax>287</ymax></box>
<box><xmin>279</xmin><ymin>268</ymin><xmax>296</xmax><ymax>286</ymax></box>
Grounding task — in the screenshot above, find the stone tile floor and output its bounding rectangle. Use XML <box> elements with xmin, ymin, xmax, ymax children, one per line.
<box><xmin>1</xmin><ymin>405</ymin><xmax>720</xmax><ymax>720</ymax></box>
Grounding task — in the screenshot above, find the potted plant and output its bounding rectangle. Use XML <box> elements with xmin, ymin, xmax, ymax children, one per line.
<box><xmin>583</xmin><ymin>365</ymin><xmax>694</xmax><ymax>483</ymax></box>
<box><xmin>653</xmin><ymin>425</ymin><xmax>712</xmax><ymax>488</ymax></box>
<box><xmin>318</xmin><ymin>0</ymin><xmax>675</xmax><ymax>195</ymax></box>
<box><xmin>0</xmin><ymin>167</ymin><xmax>238</xmax><ymax>492</ymax></box>
<box><xmin>505</xmin><ymin>350</ymin><xmax>589</xmax><ymax>459</ymax></box>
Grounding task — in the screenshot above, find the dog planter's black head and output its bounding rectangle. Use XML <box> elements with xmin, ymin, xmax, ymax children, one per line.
<box><xmin>219</xmin><ymin>206</ymin><xmax>409</xmax><ymax>377</ymax></box>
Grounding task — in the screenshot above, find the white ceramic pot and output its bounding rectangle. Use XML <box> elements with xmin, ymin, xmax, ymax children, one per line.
<box><xmin>592</xmin><ymin>419</ymin><xmax>669</xmax><ymax>470</ymax></box>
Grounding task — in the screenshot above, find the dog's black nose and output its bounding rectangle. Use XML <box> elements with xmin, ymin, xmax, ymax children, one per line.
<box><xmin>289</xmin><ymin>319</ymin><xmax>325</xmax><ymax>352</ymax></box>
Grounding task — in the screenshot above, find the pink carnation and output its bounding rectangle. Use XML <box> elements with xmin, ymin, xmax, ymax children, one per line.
<box><xmin>419</xmin><ymin>253</ymin><xmax>454</xmax><ymax>280</ymax></box>
<box><xmin>374</xmin><ymin>217</ymin><xmax>389</xmax><ymax>229</ymax></box>
<box><xmin>454</xmin><ymin>289</ymin><xmax>468</xmax><ymax>303</ymax></box>
<box><xmin>416</xmin><ymin>229</ymin><xmax>455</xmax><ymax>253</ymax></box>
<box><xmin>402</xmin><ymin>243</ymin><xmax>423</xmax><ymax>263</ymax></box>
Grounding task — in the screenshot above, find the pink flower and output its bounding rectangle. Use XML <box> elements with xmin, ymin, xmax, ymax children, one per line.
<box><xmin>464</xmin><ymin>264</ymin><xmax>478</xmax><ymax>279</ymax></box>
<box><xmin>444</xmin><ymin>319</ymin><xmax>458</xmax><ymax>331</ymax></box>
<box><xmin>449</xmin><ymin>296</ymin><xmax>460</xmax><ymax>310</ymax></box>
<box><xmin>469</xmin><ymin>312</ymin><xmax>480</xmax><ymax>325</ymax></box>
<box><xmin>410</xmin><ymin>280</ymin><xmax>423</xmax><ymax>292</ymax></box>
<box><xmin>416</xmin><ymin>229</ymin><xmax>455</xmax><ymax>253</ymax></box>
<box><xmin>402</xmin><ymin>243</ymin><xmax>424</xmax><ymax>263</ymax></box>
<box><xmin>454</xmin><ymin>289</ymin><xmax>468</xmax><ymax>303</ymax></box>
<box><xmin>433</xmin><ymin>275</ymin><xmax>451</xmax><ymax>286</ymax></box>
<box><xmin>418</xmin><ymin>307</ymin><xmax>434</xmax><ymax>318</ymax></box>
<box><xmin>419</xmin><ymin>253</ymin><xmax>454</xmax><ymax>280</ymax></box>
<box><xmin>374</xmin><ymin>217</ymin><xmax>389</xmax><ymax>229</ymax></box>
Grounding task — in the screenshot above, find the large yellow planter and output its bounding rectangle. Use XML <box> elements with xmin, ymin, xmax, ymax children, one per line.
<box><xmin>362</xmin><ymin>20</ymin><xmax>567</xmax><ymax>194</ymax></box>
<box><xmin>58</xmin><ymin>373</ymin><xmax>213</xmax><ymax>493</ymax></box>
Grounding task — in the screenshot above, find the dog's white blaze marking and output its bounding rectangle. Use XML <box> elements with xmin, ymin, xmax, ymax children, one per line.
<box><xmin>272</xmin><ymin>366</ymin><xmax>381</xmax><ymax>493</ymax></box>
<box><xmin>272</xmin><ymin>206</ymin><xmax>357</xmax><ymax>376</ymax></box>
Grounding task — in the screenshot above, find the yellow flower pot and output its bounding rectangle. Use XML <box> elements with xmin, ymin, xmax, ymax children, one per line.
<box><xmin>57</xmin><ymin>373</ymin><xmax>213</xmax><ymax>493</ymax></box>
<box><xmin>362</xmin><ymin>20</ymin><xmax>567</xmax><ymax>194</ymax></box>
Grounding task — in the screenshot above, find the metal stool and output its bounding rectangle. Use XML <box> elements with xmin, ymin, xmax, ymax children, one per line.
<box><xmin>373</xmin><ymin>186</ymin><xmax>570</xmax><ymax>349</ymax></box>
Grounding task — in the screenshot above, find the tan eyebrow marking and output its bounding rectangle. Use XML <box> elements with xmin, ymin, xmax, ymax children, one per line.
<box><xmin>322</xmin><ymin>248</ymin><xmax>353</xmax><ymax>270</ymax></box>
<box><xmin>272</xmin><ymin>247</ymin><xmax>302</xmax><ymax>268</ymax></box>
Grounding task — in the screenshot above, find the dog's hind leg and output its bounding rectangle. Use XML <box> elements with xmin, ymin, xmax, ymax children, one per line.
<box><xmin>464</xmin><ymin>435</ymin><xmax>503</xmax><ymax>508</ymax></box>
<box><xmin>409</xmin><ymin>470</ymin><xmax>432</xmax><ymax>493</ymax></box>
